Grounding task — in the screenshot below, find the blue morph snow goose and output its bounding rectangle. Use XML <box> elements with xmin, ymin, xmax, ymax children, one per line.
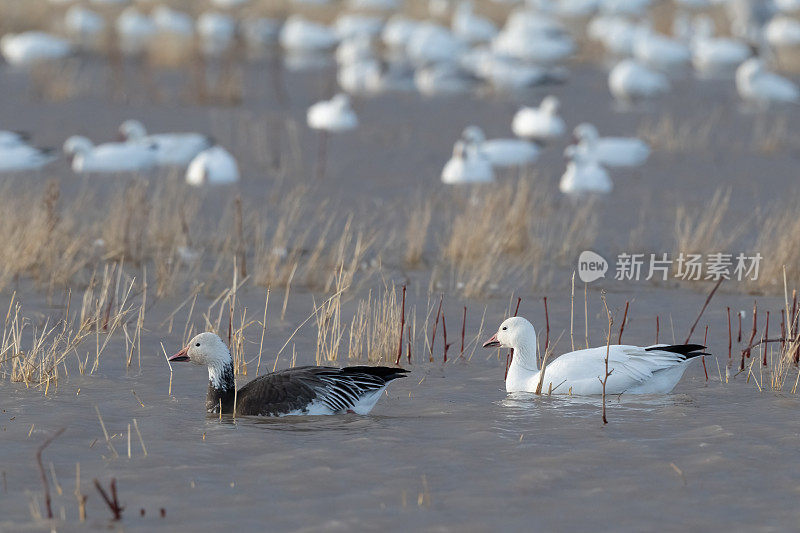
<box><xmin>484</xmin><ymin>317</ymin><xmax>707</xmax><ymax>395</ymax></box>
<box><xmin>169</xmin><ymin>332</ymin><xmax>408</xmax><ymax>416</ymax></box>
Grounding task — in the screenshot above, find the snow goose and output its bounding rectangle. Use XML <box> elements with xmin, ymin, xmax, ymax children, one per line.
<box><xmin>334</xmin><ymin>14</ymin><xmax>384</xmax><ymax>41</ymax></box>
<box><xmin>462</xmin><ymin>125</ymin><xmax>539</xmax><ymax>168</ymax></box>
<box><xmin>185</xmin><ymin>146</ymin><xmax>239</xmax><ymax>186</ymax></box>
<box><xmin>381</xmin><ymin>15</ymin><xmax>420</xmax><ymax>51</ymax></box>
<box><xmin>406</xmin><ymin>23</ymin><xmax>465</xmax><ymax>66</ymax></box>
<box><xmin>169</xmin><ymin>332</ymin><xmax>408</xmax><ymax>416</ymax></box>
<box><xmin>608</xmin><ymin>59</ymin><xmax>670</xmax><ymax>102</ymax></box>
<box><xmin>118</xmin><ymin>119</ymin><xmax>213</xmax><ymax>166</ymax></box>
<box><xmin>0</xmin><ymin>32</ymin><xmax>72</xmax><ymax>66</ymax></box>
<box><xmin>492</xmin><ymin>15</ymin><xmax>575</xmax><ymax>64</ymax></box>
<box><xmin>152</xmin><ymin>6</ymin><xmax>195</xmax><ymax>39</ymax></box>
<box><xmin>307</xmin><ymin>94</ymin><xmax>359</xmax><ymax>132</ymax></box>
<box><xmin>63</xmin><ymin>135</ymin><xmax>158</xmax><ymax>173</ymax></box>
<box><xmin>736</xmin><ymin>58</ymin><xmax>800</xmax><ymax>105</ymax></box>
<box><xmin>241</xmin><ymin>18</ymin><xmax>280</xmax><ymax>50</ymax></box>
<box><xmin>0</xmin><ymin>144</ymin><xmax>57</xmax><ymax>172</ymax></box>
<box><xmin>632</xmin><ymin>26</ymin><xmax>691</xmax><ymax>70</ymax></box>
<box><xmin>765</xmin><ymin>16</ymin><xmax>800</xmax><ymax>48</ymax></box>
<box><xmin>690</xmin><ymin>16</ymin><xmax>751</xmax><ymax>74</ymax></box>
<box><xmin>484</xmin><ymin>316</ymin><xmax>706</xmax><ymax>394</ymax></box>
<box><xmin>452</xmin><ymin>1</ymin><xmax>498</xmax><ymax>44</ymax></box>
<box><xmin>573</xmin><ymin>123</ymin><xmax>649</xmax><ymax>168</ymax></box>
<box><xmin>116</xmin><ymin>7</ymin><xmax>156</xmax><ymax>56</ymax></box>
<box><xmin>511</xmin><ymin>96</ymin><xmax>566</xmax><ymax>142</ymax></box>
<box><xmin>559</xmin><ymin>145</ymin><xmax>612</xmax><ymax>194</ymax></box>
<box><xmin>64</xmin><ymin>6</ymin><xmax>106</xmax><ymax>49</ymax></box>
<box><xmin>338</xmin><ymin>59</ymin><xmax>382</xmax><ymax>94</ymax></box>
<box><xmin>441</xmin><ymin>140</ymin><xmax>494</xmax><ymax>184</ymax></box>
<box><xmin>414</xmin><ymin>63</ymin><xmax>474</xmax><ymax>95</ymax></box>
<box><xmin>196</xmin><ymin>12</ymin><xmax>236</xmax><ymax>57</ymax></box>
<box><xmin>280</xmin><ymin>16</ymin><xmax>338</xmax><ymax>52</ymax></box>
<box><xmin>0</xmin><ymin>130</ymin><xmax>30</xmax><ymax>147</ymax></box>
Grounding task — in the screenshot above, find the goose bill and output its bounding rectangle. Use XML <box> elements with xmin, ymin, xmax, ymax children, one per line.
<box><xmin>169</xmin><ymin>346</ymin><xmax>190</xmax><ymax>362</ymax></box>
<box><xmin>482</xmin><ymin>333</ymin><xmax>501</xmax><ymax>348</ymax></box>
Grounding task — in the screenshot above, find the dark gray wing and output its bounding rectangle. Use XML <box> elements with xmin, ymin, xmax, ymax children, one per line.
<box><xmin>235</xmin><ymin>366</ymin><xmax>408</xmax><ymax>416</ymax></box>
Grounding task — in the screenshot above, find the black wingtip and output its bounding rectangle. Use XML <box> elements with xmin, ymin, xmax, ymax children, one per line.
<box><xmin>645</xmin><ymin>344</ymin><xmax>708</xmax><ymax>359</ymax></box>
<box><xmin>342</xmin><ymin>365</ymin><xmax>409</xmax><ymax>382</ymax></box>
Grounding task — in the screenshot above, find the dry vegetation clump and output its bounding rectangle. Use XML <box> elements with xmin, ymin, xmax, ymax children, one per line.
<box><xmin>673</xmin><ymin>188</ymin><xmax>744</xmax><ymax>256</ymax></box>
<box><xmin>753</xmin><ymin>199</ymin><xmax>800</xmax><ymax>289</ymax></box>
<box><xmin>439</xmin><ymin>178</ymin><xmax>598</xmax><ymax>296</ymax></box>
<box><xmin>638</xmin><ymin>112</ymin><xmax>719</xmax><ymax>153</ymax></box>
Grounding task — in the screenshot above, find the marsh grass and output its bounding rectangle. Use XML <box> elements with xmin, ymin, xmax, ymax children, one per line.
<box><xmin>638</xmin><ymin>112</ymin><xmax>719</xmax><ymax>153</ymax></box>
<box><xmin>673</xmin><ymin>189</ymin><xmax>744</xmax><ymax>256</ymax></box>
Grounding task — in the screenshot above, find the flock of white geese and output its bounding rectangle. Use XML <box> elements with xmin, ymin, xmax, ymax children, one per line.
<box><xmin>0</xmin><ymin>0</ymin><xmax>799</xmax><ymax>191</ymax></box>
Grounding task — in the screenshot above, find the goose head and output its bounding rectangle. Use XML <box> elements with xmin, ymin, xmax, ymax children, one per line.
<box><xmin>63</xmin><ymin>135</ymin><xmax>93</xmax><ymax>157</ymax></box>
<box><xmin>169</xmin><ymin>331</ymin><xmax>232</xmax><ymax>369</ymax></box>
<box><xmin>573</xmin><ymin>122</ymin><xmax>598</xmax><ymax>143</ymax></box>
<box><xmin>483</xmin><ymin>317</ymin><xmax>538</xmax><ymax>361</ymax></box>
<box><xmin>461</xmin><ymin>125</ymin><xmax>486</xmax><ymax>145</ymax></box>
<box><xmin>118</xmin><ymin>119</ymin><xmax>147</xmax><ymax>141</ymax></box>
<box><xmin>331</xmin><ymin>93</ymin><xmax>352</xmax><ymax>110</ymax></box>
<box><xmin>540</xmin><ymin>95</ymin><xmax>560</xmax><ymax>114</ymax></box>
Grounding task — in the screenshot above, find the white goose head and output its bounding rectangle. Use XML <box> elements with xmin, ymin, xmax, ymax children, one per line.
<box><xmin>461</xmin><ymin>125</ymin><xmax>486</xmax><ymax>145</ymax></box>
<box><xmin>170</xmin><ymin>332</ymin><xmax>231</xmax><ymax>367</ymax></box>
<box><xmin>483</xmin><ymin>316</ymin><xmax>537</xmax><ymax>351</ymax></box>
<box><xmin>119</xmin><ymin>119</ymin><xmax>147</xmax><ymax>141</ymax></box>
<box><xmin>573</xmin><ymin>123</ymin><xmax>599</xmax><ymax>143</ymax></box>
<box><xmin>540</xmin><ymin>95</ymin><xmax>560</xmax><ymax>114</ymax></box>
<box><xmin>63</xmin><ymin>135</ymin><xmax>93</xmax><ymax>157</ymax></box>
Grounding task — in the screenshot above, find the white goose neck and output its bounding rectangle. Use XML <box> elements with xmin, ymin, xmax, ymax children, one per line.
<box><xmin>510</xmin><ymin>338</ymin><xmax>539</xmax><ymax>372</ymax></box>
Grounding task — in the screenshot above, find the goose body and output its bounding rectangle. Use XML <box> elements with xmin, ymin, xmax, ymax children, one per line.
<box><xmin>574</xmin><ymin>123</ymin><xmax>649</xmax><ymax>168</ymax></box>
<box><xmin>736</xmin><ymin>58</ymin><xmax>800</xmax><ymax>105</ymax></box>
<box><xmin>169</xmin><ymin>332</ymin><xmax>407</xmax><ymax>416</ymax></box>
<box><xmin>280</xmin><ymin>16</ymin><xmax>338</xmax><ymax>51</ymax></box>
<box><xmin>511</xmin><ymin>95</ymin><xmax>566</xmax><ymax>142</ymax></box>
<box><xmin>441</xmin><ymin>140</ymin><xmax>494</xmax><ymax>184</ymax></box>
<box><xmin>0</xmin><ymin>144</ymin><xmax>57</xmax><ymax>171</ymax></box>
<box><xmin>608</xmin><ymin>59</ymin><xmax>669</xmax><ymax>101</ymax></box>
<box><xmin>484</xmin><ymin>317</ymin><xmax>705</xmax><ymax>394</ymax></box>
<box><xmin>185</xmin><ymin>146</ymin><xmax>240</xmax><ymax>186</ymax></box>
<box><xmin>462</xmin><ymin>125</ymin><xmax>539</xmax><ymax>168</ymax></box>
<box><xmin>307</xmin><ymin>94</ymin><xmax>358</xmax><ymax>132</ymax></box>
<box><xmin>63</xmin><ymin>136</ymin><xmax>158</xmax><ymax>173</ymax></box>
<box><xmin>116</xmin><ymin>7</ymin><xmax>157</xmax><ymax>55</ymax></box>
<box><xmin>0</xmin><ymin>32</ymin><xmax>71</xmax><ymax>66</ymax></box>
<box><xmin>119</xmin><ymin>119</ymin><xmax>212</xmax><ymax>166</ymax></box>
<box><xmin>560</xmin><ymin>145</ymin><xmax>612</xmax><ymax>194</ymax></box>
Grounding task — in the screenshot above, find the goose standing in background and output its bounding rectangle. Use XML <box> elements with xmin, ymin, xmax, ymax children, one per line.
<box><xmin>63</xmin><ymin>135</ymin><xmax>158</xmax><ymax>173</ymax></box>
<box><xmin>441</xmin><ymin>140</ymin><xmax>494</xmax><ymax>184</ymax></box>
<box><xmin>118</xmin><ymin>119</ymin><xmax>213</xmax><ymax>166</ymax></box>
<box><xmin>307</xmin><ymin>94</ymin><xmax>359</xmax><ymax>131</ymax></box>
<box><xmin>735</xmin><ymin>58</ymin><xmax>800</xmax><ymax>105</ymax></box>
<box><xmin>559</xmin><ymin>145</ymin><xmax>612</xmax><ymax>195</ymax></box>
<box><xmin>573</xmin><ymin>123</ymin><xmax>650</xmax><ymax>168</ymax></box>
<box><xmin>169</xmin><ymin>332</ymin><xmax>407</xmax><ymax>416</ymax></box>
<box><xmin>511</xmin><ymin>96</ymin><xmax>566</xmax><ymax>142</ymax></box>
<box><xmin>461</xmin><ymin>125</ymin><xmax>539</xmax><ymax>168</ymax></box>
<box><xmin>484</xmin><ymin>317</ymin><xmax>706</xmax><ymax>394</ymax></box>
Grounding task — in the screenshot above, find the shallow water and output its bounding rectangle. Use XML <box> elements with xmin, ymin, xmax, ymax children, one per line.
<box><xmin>1</xmin><ymin>44</ymin><xmax>800</xmax><ymax>532</ymax></box>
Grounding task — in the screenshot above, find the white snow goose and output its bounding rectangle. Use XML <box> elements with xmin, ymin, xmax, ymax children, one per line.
<box><xmin>0</xmin><ymin>144</ymin><xmax>57</xmax><ymax>172</ymax></box>
<box><xmin>169</xmin><ymin>332</ymin><xmax>408</xmax><ymax>416</ymax></box>
<box><xmin>608</xmin><ymin>59</ymin><xmax>670</xmax><ymax>102</ymax></box>
<box><xmin>307</xmin><ymin>94</ymin><xmax>358</xmax><ymax>132</ymax></box>
<box><xmin>573</xmin><ymin>123</ymin><xmax>650</xmax><ymax>168</ymax></box>
<box><xmin>461</xmin><ymin>125</ymin><xmax>539</xmax><ymax>168</ymax></box>
<box><xmin>441</xmin><ymin>140</ymin><xmax>494</xmax><ymax>184</ymax></box>
<box><xmin>118</xmin><ymin>119</ymin><xmax>213</xmax><ymax>166</ymax></box>
<box><xmin>185</xmin><ymin>146</ymin><xmax>240</xmax><ymax>186</ymax></box>
<box><xmin>0</xmin><ymin>32</ymin><xmax>72</xmax><ymax>66</ymax></box>
<box><xmin>511</xmin><ymin>96</ymin><xmax>566</xmax><ymax>142</ymax></box>
<box><xmin>735</xmin><ymin>58</ymin><xmax>800</xmax><ymax>106</ymax></box>
<box><xmin>63</xmin><ymin>135</ymin><xmax>158</xmax><ymax>173</ymax></box>
<box><xmin>559</xmin><ymin>145</ymin><xmax>613</xmax><ymax>195</ymax></box>
<box><xmin>483</xmin><ymin>317</ymin><xmax>707</xmax><ymax>394</ymax></box>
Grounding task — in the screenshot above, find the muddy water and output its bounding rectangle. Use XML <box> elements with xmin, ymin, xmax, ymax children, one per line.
<box><xmin>1</xmin><ymin>55</ymin><xmax>800</xmax><ymax>531</ymax></box>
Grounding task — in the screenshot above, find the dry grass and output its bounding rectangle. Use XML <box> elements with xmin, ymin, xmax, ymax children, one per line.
<box><xmin>754</xmin><ymin>198</ymin><xmax>800</xmax><ymax>289</ymax></box>
<box><xmin>674</xmin><ymin>189</ymin><xmax>744</xmax><ymax>256</ymax></box>
<box><xmin>638</xmin><ymin>113</ymin><xmax>719</xmax><ymax>153</ymax></box>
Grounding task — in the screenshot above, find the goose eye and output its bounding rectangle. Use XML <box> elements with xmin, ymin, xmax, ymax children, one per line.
<box><xmin>502</xmin><ymin>326</ymin><xmax>507</xmax><ymax>331</ymax></box>
<box><xmin>195</xmin><ymin>342</ymin><xmax>200</xmax><ymax>347</ymax></box>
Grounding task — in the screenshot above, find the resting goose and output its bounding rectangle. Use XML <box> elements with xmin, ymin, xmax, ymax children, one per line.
<box><xmin>307</xmin><ymin>94</ymin><xmax>358</xmax><ymax>132</ymax></box>
<box><xmin>118</xmin><ymin>119</ymin><xmax>213</xmax><ymax>166</ymax></box>
<box><xmin>461</xmin><ymin>125</ymin><xmax>539</xmax><ymax>168</ymax></box>
<box><xmin>511</xmin><ymin>96</ymin><xmax>566</xmax><ymax>142</ymax></box>
<box><xmin>573</xmin><ymin>123</ymin><xmax>650</xmax><ymax>168</ymax></box>
<box><xmin>169</xmin><ymin>332</ymin><xmax>408</xmax><ymax>416</ymax></box>
<box><xmin>63</xmin><ymin>135</ymin><xmax>158</xmax><ymax>173</ymax></box>
<box><xmin>735</xmin><ymin>58</ymin><xmax>800</xmax><ymax>106</ymax></box>
<box><xmin>0</xmin><ymin>144</ymin><xmax>57</xmax><ymax>172</ymax></box>
<box><xmin>483</xmin><ymin>317</ymin><xmax>706</xmax><ymax>394</ymax></box>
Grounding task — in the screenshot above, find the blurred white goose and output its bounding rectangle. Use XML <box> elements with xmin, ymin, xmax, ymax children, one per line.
<box><xmin>406</xmin><ymin>23</ymin><xmax>465</xmax><ymax>66</ymax></box>
<box><xmin>334</xmin><ymin>14</ymin><xmax>384</xmax><ymax>41</ymax></box>
<box><xmin>441</xmin><ymin>140</ymin><xmax>494</xmax><ymax>184</ymax></box>
<box><xmin>765</xmin><ymin>16</ymin><xmax>800</xmax><ymax>48</ymax></box>
<box><xmin>483</xmin><ymin>316</ymin><xmax>706</xmax><ymax>394</ymax></box>
<box><xmin>462</xmin><ymin>48</ymin><xmax>549</xmax><ymax>90</ymax></box>
<box><xmin>559</xmin><ymin>145</ymin><xmax>612</xmax><ymax>194</ymax></box>
<box><xmin>492</xmin><ymin>14</ymin><xmax>575</xmax><ymax>64</ymax></box>
<box><xmin>462</xmin><ymin>125</ymin><xmax>539</xmax><ymax>168</ymax></box>
<box><xmin>633</xmin><ymin>26</ymin><xmax>691</xmax><ymax>70</ymax></box>
<box><xmin>152</xmin><ymin>6</ymin><xmax>194</xmax><ymax>38</ymax></box>
<box><xmin>64</xmin><ymin>6</ymin><xmax>106</xmax><ymax>49</ymax></box>
<box><xmin>0</xmin><ymin>32</ymin><xmax>72</xmax><ymax>66</ymax></box>
<box><xmin>197</xmin><ymin>12</ymin><xmax>236</xmax><ymax>57</ymax></box>
<box><xmin>118</xmin><ymin>120</ymin><xmax>213</xmax><ymax>166</ymax></box>
<box><xmin>0</xmin><ymin>144</ymin><xmax>57</xmax><ymax>172</ymax></box>
<box><xmin>0</xmin><ymin>131</ymin><xmax>29</xmax><ymax>147</ymax></box>
<box><xmin>690</xmin><ymin>16</ymin><xmax>751</xmax><ymax>74</ymax></box>
<box><xmin>116</xmin><ymin>7</ymin><xmax>156</xmax><ymax>55</ymax></box>
<box><xmin>573</xmin><ymin>123</ymin><xmax>649</xmax><ymax>168</ymax></box>
<box><xmin>307</xmin><ymin>94</ymin><xmax>358</xmax><ymax>132</ymax></box>
<box><xmin>280</xmin><ymin>16</ymin><xmax>338</xmax><ymax>51</ymax></box>
<box><xmin>186</xmin><ymin>146</ymin><xmax>240</xmax><ymax>186</ymax></box>
<box><xmin>608</xmin><ymin>59</ymin><xmax>669</xmax><ymax>102</ymax></box>
<box><xmin>511</xmin><ymin>96</ymin><xmax>566</xmax><ymax>142</ymax></box>
<box><xmin>63</xmin><ymin>136</ymin><xmax>158</xmax><ymax>173</ymax></box>
<box><xmin>338</xmin><ymin>59</ymin><xmax>382</xmax><ymax>94</ymax></box>
<box><xmin>736</xmin><ymin>58</ymin><xmax>800</xmax><ymax>105</ymax></box>
<box><xmin>414</xmin><ymin>64</ymin><xmax>474</xmax><ymax>95</ymax></box>
<box><xmin>381</xmin><ymin>15</ymin><xmax>420</xmax><ymax>50</ymax></box>
<box><xmin>241</xmin><ymin>18</ymin><xmax>280</xmax><ymax>49</ymax></box>
<box><xmin>452</xmin><ymin>1</ymin><xmax>498</xmax><ymax>44</ymax></box>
